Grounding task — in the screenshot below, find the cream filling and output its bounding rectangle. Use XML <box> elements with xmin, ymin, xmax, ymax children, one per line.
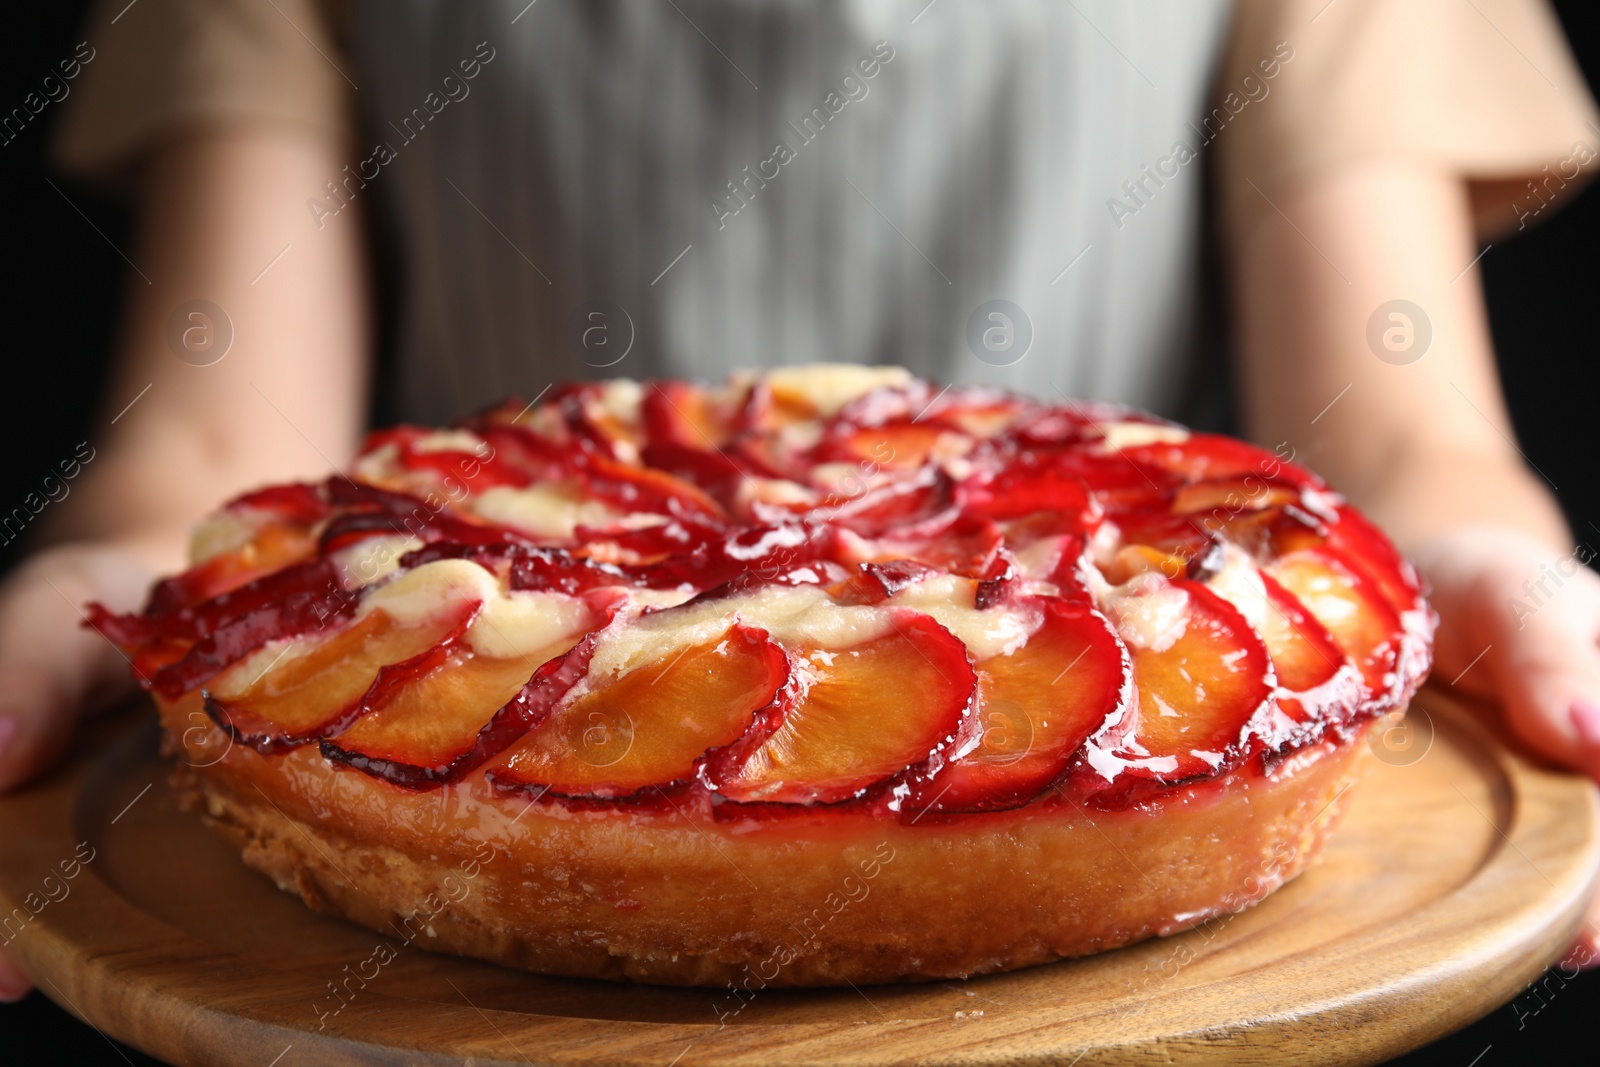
<box><xmin>358</xmin><ymin>558</ymin><xmax>591</xmax><ymax>660</ymax></box>
<box><xmin>469</xmin><ymin>483</ymin><xmax>628</xmax><ymax>541</ymax></box>
<box><xmin>584</xmin><ymin>575</ymin><xmax>1035</xmax><ymax>688</ymax></box>
<box><xmin>330</xmin><ymin>534</ymin><xmax>422</xmax><ymax>589</ymax></box>
<box><xmin>763</xmin><ymin>363</ymin><xmax>913</xmax><ymax>417</ymax></box>
<box><xmin>187</xmin><ymin>510</ymin><xmax>266</xmax><ymax>565</ymax></box>
<box><xmin>1096</xmin><ymin>420</ymin><xmax>1189</xmax><ymax>451</ymax></box>
<box><xmin>1202</xmin><ymin>543</ymin><xmax>1272</xmax><ymax>630</ymax></box>
<box><xmin>595</xmin><ymin>378</ymin><xmax>644</xmax><ymax>427</ymax></box>
<box><xmin>410</xmin><ymin>428</ymin><xmax>490</xmax><ymax>454</ymax></box>
<box><xmin>585</xmin><ymin>585</ymin><xmax>893</xmax><ymax>684</ymax></box>
<box><xmin>883</xmin><ymin>574</ymin><xmax>1034</xmax><ymax>659</ymax></box>
<box><xmin>1101</xmin><ymin>572</ymin><xmax>1190</xmax><ymax>653</ymax></box>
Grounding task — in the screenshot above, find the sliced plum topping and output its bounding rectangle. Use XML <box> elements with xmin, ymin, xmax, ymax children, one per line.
<box><xmin>1116</xmin><ymin>433</ymin><xmax>1321</xmax><ymax>489</ymax></box>
<box><xmin>1266</xmin><ymin>547</ymin><xmax>1406</xmax><ymax>706</ymax></box>
<box><xmin>955</xmin><ymin>453</ymin><xmax>1096</xmax><ymax>525</ymax></box>
<box><xmin>489</xmin><ymin>624</ymin><xmax>788</xmax><ymax>798</ymax></box>
<box><xmin>862</xmin><ymin>515</ymin><xmax>1006</xmax><ymax>581</ymax></box>
<box><xmin>1108</xmin><ymin>577</ymin><xmax>1273</xmax><ymax>781</ymax></box>
<box><xmin>328</xmin><ymin>620</ymin><xmax>612</xmax><ymax>789</ymax></box>
<box><xmin>1320</xmin><ymin>503</ymin><xmax>1427</xmax><ymax>615</ymax></box>
<box><xmin>825</xmin><ymin>467</ymin><xmax>955</xmax><ymax>538</ymax></box>
<box><xmin>579</xmin><ymin>450</ymin><xmax>730</xmax><ymax>525</ymax></box>
<box><xmin>906</xmin><ymin>599</ymin><xmax>1127</xmax><ymax>813</ymax></box>
<box><xmin>205</xmin><ymin>598</ymin><xmax>478</xmax><ymax>752</ymax></box>
<box><xmin>86</xmin><ymin>369</ymin><xmax>1431</xmax><ymax>810</ymax></box>
<box><xmin>816</xmin><ymin>419</ymin><xmax>976</xmax><ymax>472</ymax></box>
<box><xmin>1251</xmin><ymin>570</ymin><xmax>1361</xmax><ymax>723</ymax></box>
<box><xmin>716</xmin><ymin>612</ymin><xmax>975</xmax><ymax>804</ymax></box>
<box><xmin>1169</xmin><ymin>477</ymin><xmax>1301</xmax><ymax>518</ymax></box>
<box><xmin>1202</xmin><ymin>554</ymin><xmax>1363</xmax><ymax>744</ymax></box>
<box><xmin>146</xmin><ymin>522</ymin><xmax>320</xmax><ymax>617</ymax></box>
<box><xmin>642</xmin><ymin>379</ymin><xmax>734</xmax><ymax>450</ymax></box>
<box><xmin>321</xmin><ymin>636</ymin><xmax>584</xmax><ymax>779</ymax></box>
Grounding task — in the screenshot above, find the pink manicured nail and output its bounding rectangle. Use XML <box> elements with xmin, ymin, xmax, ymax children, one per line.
<box><xmin>0</xmin><ymin>953</ymin><xmax>30</xmax><ymax>1003</ymax></box>
<box><xmin>0</xmin><ymin>975</ymin><xmax>29</xmax><ymax>1003</ymax></box>
<box><xmin>1561</xmin><ymin>933</ymin><xmax>1600</xmax><ymax>972</ymax></box>
<box><xmin>1571</xmin><ymin>701</ymin><xmax>1600</xmax><ymax>749</ymax></box>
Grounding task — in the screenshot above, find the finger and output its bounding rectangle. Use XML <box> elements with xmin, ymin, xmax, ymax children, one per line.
<box><xmin>1415</xmin><ymin>528</ymin><xmax>1600</xmax><ymax>776</ymax></box>
<box><xmin>1483</xmin><ymin>577</ymin><xmax>1600</xmax><ymax>778</ymax></box>
<box><xmin>1559</xmin><ymin>884</ymin><xmax>1600</xmax><ymax>973</ymax></box>
<box><xmin>0</xmin><ymin>547</ymin><xmax>151</xmax><ymax>792</ymax></box>
<box><xmin>0</xmin><ymin>946</ymin><xmax>31</xmax><ymax>1002</ymax></box>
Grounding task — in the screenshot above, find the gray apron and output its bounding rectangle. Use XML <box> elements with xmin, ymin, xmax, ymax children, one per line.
<box><xmin>351</xmin><ymin>0</ymin><xmax>1234</xmax><ymax>425</ymax></box>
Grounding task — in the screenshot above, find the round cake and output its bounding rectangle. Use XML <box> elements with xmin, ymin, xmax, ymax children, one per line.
<box><xmin>90</xmin><ymin>365</ymin><xmax>1433</xmax><ymax>989</ymax></box>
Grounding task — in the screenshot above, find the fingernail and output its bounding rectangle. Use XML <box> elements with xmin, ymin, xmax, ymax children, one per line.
<box><xmin>0</xmin><ymin>716</ymin><xmax>18</xmax><ymax>761</ymax></box>
<box><xmin>1561</xmin><ymin>932</ymin><xmax>1600</xmax><ymax>972</ymax></box>
<box><xmin>0</xmin><ymin>969</ymin><xmax>30</xmax><ymax>1003</ymax></box>
<box><xmin>1570</xmin><ymin>701</ymin><xmax>1600</xmax><ymax>748</ymax></box>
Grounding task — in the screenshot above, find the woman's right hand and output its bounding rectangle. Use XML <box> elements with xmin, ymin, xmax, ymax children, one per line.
<box><xmin>0</xmin><ymin>125</ymin><xmax>369</xmax><ymax>1000</ymax></box>
<box><xmin>0</xmin><ymin>541</ymin><xmax>169</xmax><ymax>791</ymax></box>
<box><xmin>0</xmin><ymin>538</ymin><xmax>175</xmax><ymax>1000</ymax></box>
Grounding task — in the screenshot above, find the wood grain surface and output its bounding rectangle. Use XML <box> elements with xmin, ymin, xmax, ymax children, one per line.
<box><xmin>1</xmin><ymin>687</ymin><xmax>1596</xmax><ymax>1067</ymax></box>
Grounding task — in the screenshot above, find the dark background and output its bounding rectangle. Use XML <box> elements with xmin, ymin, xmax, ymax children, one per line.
<box><xmin>2</xmin><ymin>2</ymin><xmax>1597</xmax><ymax>1064</ymax></box>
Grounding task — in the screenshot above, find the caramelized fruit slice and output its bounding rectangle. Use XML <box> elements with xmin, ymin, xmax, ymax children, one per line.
<box><xmin>1118</xmin><ymin>433</ymin><xmax>1320</xmax><ymax>488</ymax></box>
<box><xmin>322</xmin><ymin>639</ymin><xmax>581</xmax><ymax>776</ymax></box>
<box><xmin>1207</xmin><ymin>560</ymin><xmax>1361</xmax><ymax>737</ymax></box>
<box><xmin>956</xmin><ymin>454</ymin><xmax>1096</xmax><ymax>524</ymax></box>
<box><xmin>718</xmin><ymin>612</ymin><xmax>975</xmax><ymax>804</ymax></box>
<box><xmin>1115</xmin><ymin>578</ymin><xmax>1272</xmax><ymax>780</ymax></box>
<box><xmin>1322</xmin><ymin>503</ymin><xmax>1426</xmax><ymax>615</ymax></box>
<box><xmin>1267</xmin><ymin>547</ymin><xmax>1404</xmax><ymax>703</ymax></box>
<box><xmin>1253</xmin><ymin>570</ymin><xmax>1351</xmax><ymax>692</ymax></box>
<box><xmin>491</xmin><ymin>624</ymin><xmax>788</xmax><ymax>797</ymax></box>
<box><xmin>862</xmin><ymin>515</ymin><xmax>1005</xmax><ymax>580</ymax></box>
<box><xmin>643</xmin><ymin>380</ymin><xmax>730</xmax><ymax>449</ymax></box>
<box><xmin>1101</xmin><ymin>510</ymin><xmax>1215</xmax><ymax>584</ymax></box>
<box><xmin>205</xmin><ymin>601</ymin><xmax>477</xmax><ymax>750</ymax></box>
<box><xmin>329</xmin><ymin>618</ymin><xmax>618</xmax><ymax>789</ymax></box>
<box><xmin>834</xmin><ymin>422</ymin><xmax>951</xmax><ymax>470</ymax></box>
<box><xmin>1169</xmin><ymin>477</ymin><xmax>1300</xmax><ymax>517</ymax></box>
<box><xmin>581</xmin><ymin>450</ymin><xmax>730</xmax><ymax>524</ymax></box>
<box><xmin>909</xmin><ymin>599</ymin><xmax>1126</xmax><ymax>813</ymax></box>
<box><xmin>827</xmin><ymin>467</ymin><xmax>955</xmax><ymax>536</ymax></box>
<box><xmin>1205</xmin><ymin>559</ymin><xmax>1347</xmax><ymax>696</ymax></box>
<box><xmin>147</xmin><ymin>521</ymin><xmax>319</xmax><ymax>616</ymax></box>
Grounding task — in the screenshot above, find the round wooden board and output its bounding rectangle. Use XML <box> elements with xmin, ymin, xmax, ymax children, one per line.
<box><xmin>2</xmin><ymin>687</ymin><xmax>1597</xmax><ymax>1067</ymax></box>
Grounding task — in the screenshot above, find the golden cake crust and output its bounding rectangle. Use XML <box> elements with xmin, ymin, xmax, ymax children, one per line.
<box><xmin>164</xmin><ymin>695</ymin><xmax>1376</xmax><ymax>988</ymax></box>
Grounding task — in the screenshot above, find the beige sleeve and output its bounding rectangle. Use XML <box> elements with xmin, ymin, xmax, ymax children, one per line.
<box><xmin>52</xmin><ymin>0</ymin><xmax>353</xmax><ymax>188</ymax></box>
<box><xmin>1216</xmin><ymin>0</ymin><xmax>1600</xmax><ymax>239</ymax></box>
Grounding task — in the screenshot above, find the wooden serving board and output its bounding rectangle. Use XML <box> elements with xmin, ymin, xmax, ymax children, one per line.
<box><xmin>2</xmin><ymin>688</ymin><xmax>1597</xmax><ymax>1067</ymax></box>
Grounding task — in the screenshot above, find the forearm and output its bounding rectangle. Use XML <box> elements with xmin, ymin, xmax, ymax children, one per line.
<box><xmin>42</xmin><ymin>128</ymin><xmax>371</xmax><ymax>565</ymax></box>
<box><xmin>1230</xmin><ymin>161</ymin><xmax>1570</xmax><ymax>557</ymax></box>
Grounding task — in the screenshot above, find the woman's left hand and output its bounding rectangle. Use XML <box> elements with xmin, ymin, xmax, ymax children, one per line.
<box><xmin>1413</xmin><ymin>524</ymin><xmax>1600</xmax><ymax>967</ymax></box>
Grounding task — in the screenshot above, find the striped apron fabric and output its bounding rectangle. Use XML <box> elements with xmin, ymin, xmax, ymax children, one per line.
<box><xmin>349</xmin><ymin>0</ymin><xmax>1234</xmax><ymax>426</ymax></box>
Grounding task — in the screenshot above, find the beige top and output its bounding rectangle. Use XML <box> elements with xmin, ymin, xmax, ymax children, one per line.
<box><xmin>1219</xmin><ymin>0</ymin><xmax>1599</xmax><ymax>238</ymax></box>
<box><xmin>58</xmin><ymin>0</ymin><xmax>1597</xmax><ymax>235</ymax></box>
<box><xmin>50</xmin><ymin>0</ymin><xmax>1599</xmax><ymax>426</ymax></box>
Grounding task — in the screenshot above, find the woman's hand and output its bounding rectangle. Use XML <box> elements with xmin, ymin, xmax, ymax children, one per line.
<box><xmin>0</xmin><ymin>537</ymin><xmax>176</xmax><ymax>1000</ymax></box>
<box><xmin>1417</xmin><ymin>526</ymin><xmax>1600</xmax><ymax>772</ymax></box>
<box><xmin>1230</xmin><ymin>160</ymin><xmax>1600</xmax><ymax>966</ymax></box>
<box><xmin>0</xmin><ymin>542</ymin><xmax>167</xmax><ymax>792</ymax></box>
<box><xmin>0</xmin><ymin>126</ymin><xmax>372</xmax><ymax>1002</ymax></box>
<box><xmin>1414</xmin><ymin>526</ymin><xmax>1600</xmax><ymax>965</ymax></box>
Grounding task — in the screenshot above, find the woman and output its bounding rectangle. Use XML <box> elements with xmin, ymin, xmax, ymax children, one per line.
<box><xmin>2</xmin><ymin>0</ymin><xmax>1598</xmax><ymax>999</ymax></box>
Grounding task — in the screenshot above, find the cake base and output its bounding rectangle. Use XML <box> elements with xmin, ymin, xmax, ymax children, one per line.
<box><xmin>164</xmin><ymin>696</ymin><xmax>1378</xmax><ymax>989</ymax></box>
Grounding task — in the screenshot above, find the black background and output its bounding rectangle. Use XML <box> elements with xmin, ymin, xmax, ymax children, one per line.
<box><xmin>1</xmin><ymin>3</ymin><xmax>1597</xmax><ymax>1063</ymax></box>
